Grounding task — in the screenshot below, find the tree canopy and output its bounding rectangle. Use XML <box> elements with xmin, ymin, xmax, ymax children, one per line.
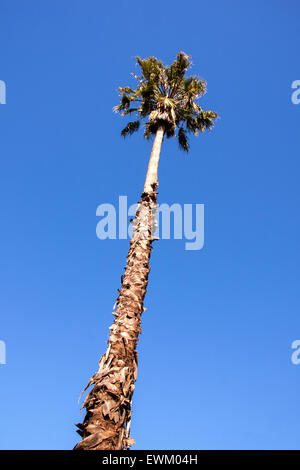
<box><xmin>113</xmin><ymin>52</ymin><xmax>218</xmax><ymax>152</ymax></box>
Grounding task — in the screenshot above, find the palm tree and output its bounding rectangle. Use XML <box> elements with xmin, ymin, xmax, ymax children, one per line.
<box><xmin>75</xmin><ymin>52</ymin><xmax>217</xmax><ymax>450</ymax></box>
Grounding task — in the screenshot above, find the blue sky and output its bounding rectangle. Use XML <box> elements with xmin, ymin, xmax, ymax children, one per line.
<box><xmin>0</xmin><ymin>0</ymin><xmax>300</xmax><ymax>450</ymax></box>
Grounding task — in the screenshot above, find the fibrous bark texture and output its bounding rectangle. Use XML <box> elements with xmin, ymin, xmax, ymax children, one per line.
<box><xmin>74</xmin><ymin>187</ymin><xmax>158</xmax><ymax>450</ymax></box>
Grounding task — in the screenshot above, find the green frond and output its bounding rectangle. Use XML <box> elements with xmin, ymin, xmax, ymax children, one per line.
<box><xmin>113</xmin><ymin>104</ymin><xmax>123</xmax><ymax>113</ymax></box>
<box><xmin>186</xmin><ymin>117</ymin><xmax>199</xmax><ymax>135</ymax></box>
<box><xmin>113</xmin><ymin>93</ymin><xmax>135</xmax><ymax>114</ymax></box>
<box><xmin>170</xmin><ymin>52</ymin><xmax>192</xmax><ymax>81</ymax></box>
<box><xmin>136</xmin><ymin>56</ymin><xmax>163</xmax><ymax>83</ymax></box>
<box><xmin>130</xmin><ymin>72</ymin><xmax>142</xmax><ymax>82</ymax></box>
<box><xmin>118</xmin><ymin>86</ymin><xmax>136</xmax><ymax>95</ymax></box>
<box><xmin>121</xmin><ymin>94</ymin><xmax>133</xmax><ymax>109</ymax></box>
<box><xmin>121</xmin><ymin>121</ymin><xmax>140</xmax><ymax>137</ymax></box>
<box><xmin>143</xmin><ymin>123</ymin><xmax>152</xmax><ymax>140</ymax></box>
<box><xmin>196</xmin><ymin>111</ymin><xmax>218</xmax><ymax>132</ymax></box>
<box><xmin>120</xmin><ymin>107</ymin><xmax>140</xmax><ymax>116</ymax></box>
<box><xmin>184</xmin><ymin>76</ymin><xmax>207</xmax><ymax>98</ymax></box>
<box><xmin>178</xmin><ymin>127</ymin><xmax>190</xmax><ymax>152</ymax></box>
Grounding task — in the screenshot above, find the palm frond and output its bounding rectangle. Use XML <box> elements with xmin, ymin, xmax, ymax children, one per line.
<box><xmin>196</xmin><ymin>111</ymin><xmax>218</xmax><ymax>132</ymax></box>
<box><xmin>178</xmin><ymin>127</ymin><xmax>189</xmax><ymax>152</ymax></box>
<box><xmin>143</xmin><ymin>123</ymin><xmax>152</xmax><ymax>140</ymax></box>
<box><xmin>121</xmin><ymin>121</ymin><xmax>140</xmax><ymax>137</ymax></box>
<box><xmin>120</xmin><ymin>108</ymin><xmax>140</xmax><ymax>117</ymax></box>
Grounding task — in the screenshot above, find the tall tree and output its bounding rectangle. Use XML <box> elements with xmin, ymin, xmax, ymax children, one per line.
<box><xmin>75</xmin><ymin>52</ymin><xmax>217</xmax><ymax>450</ymax></box>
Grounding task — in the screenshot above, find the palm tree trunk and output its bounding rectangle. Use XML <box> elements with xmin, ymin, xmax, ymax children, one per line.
<box><xmin>74</xmin><ymin>126</ymin><xmax>165</xmax><ymax>450</ymax></box>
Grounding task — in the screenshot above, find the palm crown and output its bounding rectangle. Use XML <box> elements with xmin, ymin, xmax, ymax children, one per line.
<box><xmin>113</xmin><ymin>52</ymin><xmax>218</xmax><ymax>152</ymax></box>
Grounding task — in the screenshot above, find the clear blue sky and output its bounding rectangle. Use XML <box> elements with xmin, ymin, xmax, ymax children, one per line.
<box><xmin>0</xmin><ymin>0</ymin><xmax>300</xmax><ymax>450</ymax></box>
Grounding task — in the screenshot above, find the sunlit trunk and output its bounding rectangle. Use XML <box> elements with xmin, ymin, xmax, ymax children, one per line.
<box><xmin>143</xmin><ymin>126</ymin><xmax>165</xmax><ymax>193</ymax></box>
<box><xmin>74</xmin><ymin>126</ymin><xmax>165</xmax><ymax>450</ymax></box>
